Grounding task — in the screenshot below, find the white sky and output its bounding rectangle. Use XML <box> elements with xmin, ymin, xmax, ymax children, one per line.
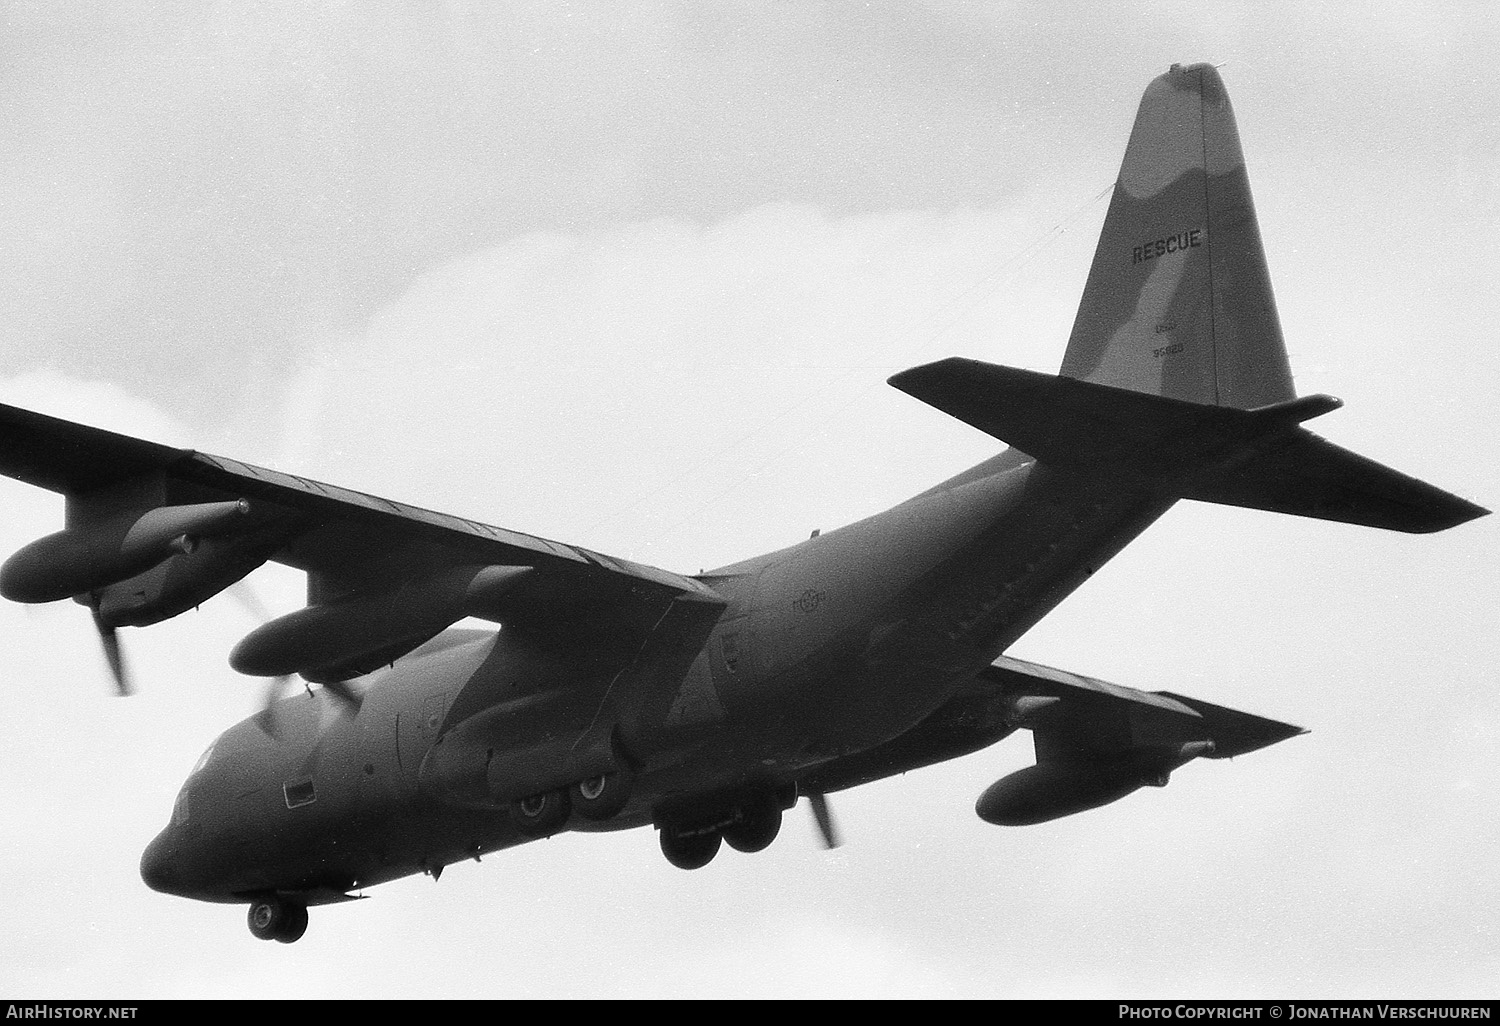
<box><xmin>1</xmin><ymin>0</ymin><xmax>1497</xmax><ymax>999</ymax></box>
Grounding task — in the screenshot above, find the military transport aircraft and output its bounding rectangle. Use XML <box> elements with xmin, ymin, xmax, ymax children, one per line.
<box><xmin>0</xmin><ymin>64</ymin><xmax>1485</xmax><ymax>944</ymax></box>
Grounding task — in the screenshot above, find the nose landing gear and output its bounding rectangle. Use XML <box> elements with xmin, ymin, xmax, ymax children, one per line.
<box><xmin>247</xmin><ymin>895</ymin><xmax>309</xmax><ymax>943</ymax></box>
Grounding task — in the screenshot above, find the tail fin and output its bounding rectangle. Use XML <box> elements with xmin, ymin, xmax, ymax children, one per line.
<box><xmin>889</xmin><ymin>64</ymin><xmax>1487</xmax><ymax>534</ymax></box>
<box><xmin>1060</xmin><ymin>62</ymin><xmax>1293</xmax><ymax>409</ymax></box>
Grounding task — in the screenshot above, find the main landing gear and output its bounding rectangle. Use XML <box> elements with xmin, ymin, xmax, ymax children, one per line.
<box><xmin>247</xmin><ymin>895</ymin><xmax>309</xmax><ymax>943</ymax></box>
<box><xmin>570</xmin><ymin>766</ymin><xmax>633</xmax><ymax>821</ymax></box>
<box><xmin>509</xmin><ymin>788</ymin><xmax>572</xmax><ymax>837</ymax></box>
<box><xmin>721</xmin><ymin>791</ymin><xmax>782</xmax><ymax>854</ymax></box>
<box><xmin>659</xmin><ymin>823</ymin><xmax>724</xmax><ymax>870</ymax></box>
<box><xmin>508</xmin><ymin>764</ymin><xmax>636</xmax><ymax>837</ymax></box>
<box><xmin>657</xmin><ymin>789</ymin><xmax>786</xmax><ymax>870</ymax></box>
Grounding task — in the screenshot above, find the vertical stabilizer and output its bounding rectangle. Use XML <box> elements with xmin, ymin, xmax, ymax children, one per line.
<box><xmin>1060</xmin><ymin>64</ymin><xmax>1294</xmax><ymax>409</ymax></box>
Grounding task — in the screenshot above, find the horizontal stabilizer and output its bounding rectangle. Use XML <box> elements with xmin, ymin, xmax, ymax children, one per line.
<box><xmin>1181</xmin><ymin>431</ymin><xmax>1489</xmax><ymax>534</ymax></box>
<box><xmin>890</xmin><ymin>357</ymin><xmax>1338</xmax><ymax>472</ymax></box>
<box><xmin>890</xmin><ymin>358</ymin><xmax>1487</xmax><ymax>533</ymax></box>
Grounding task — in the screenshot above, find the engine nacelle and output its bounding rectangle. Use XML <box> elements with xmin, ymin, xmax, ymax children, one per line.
<box><xmin>229</xmin><ymin>564</ymin><xmax>531</xmax><ymax>677</ymax></box>
<box><xmin>89</xmin><ymin>529</ymin><xmax>287</xmax><ymax>628</ymax></box>
<box><xmin>976</xmin><ymin>742</ymin><xmax>1214</xmax><ymax>826</ymax></box>
<box><xmin>0</xmin><ymin>500</ymin><xmax>252</xmax><ymax>604</ymax></box>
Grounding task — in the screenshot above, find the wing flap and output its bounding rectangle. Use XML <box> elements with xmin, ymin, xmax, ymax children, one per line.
<box><xmin>984</xmin><ymin>654</ymin><xmax>1202</xmax><ymax>718</ymax></box>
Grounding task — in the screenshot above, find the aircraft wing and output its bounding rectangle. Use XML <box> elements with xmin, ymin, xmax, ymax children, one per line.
<box><xmin>0</xmin><ymin>401</ymin><xmax>725</xmax><ymax>683</ymax></box>
<box><xmin>798</xmin><ymin>652</ymin><xmax>1304</xmax><ymax>831</ymax></box>
<box><xmin>970</xmin><ymin>655</ymin><xmax>1307</xmax><ymax>825</ymax></box>
<box><xmin>978</xmin><ymin>655</ymin><xmax>1306</xmax><ymax>762</ymax></box>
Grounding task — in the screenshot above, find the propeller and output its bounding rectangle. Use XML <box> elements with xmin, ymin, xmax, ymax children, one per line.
<box><xmin>253</xmin><ymin>674</ymin><xmax>352</xmax><ymax>786</ymax></box>
<box><xmin>88</xmin><ymin>600</ymin><xmax>133</xmax><ymax>697</ymax></box>
<box><xmin>321</xmin><ymin>680</ymin><xmax>363</xmax><ymax>713</ymax></box>
<box><xmin>83</xmin><ymin>578</ymin><xmax>274</xmax><ymax>698</ymax></box>
<box><xmin>78</xmin><ymin>576</ymin><xmax>267</xmax><ymax>698</ymax></box>
<box><xmin>253</xmin><ymin>673</ymin><xmax>364</xmax><ymax>740</ymax></box>
<box><xmin>806</xmin><ymin>791</ymin><xmax>842</xmax><ymax>849</ymax></box>
<box><xmin>227</xmin><ymin>577</ymin><xmax>360</xmax><ymax>735</ymax></box>
<box><xmin>76</xmin><ymin>576</ymin><xmax>364</xmax><ymax>713</ymax></box>
<box><xmin>254</xmin><ymin>673</ymin><xmax>299</xmax><ymax>737</ymax></box>
<box><xmin>227</xmin><ymin>579</ymin><xmax>273</xmax><ymax>623</ymax></box>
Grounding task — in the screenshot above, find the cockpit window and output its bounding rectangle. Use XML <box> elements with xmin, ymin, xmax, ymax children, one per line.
<box><xmin>172</xmin><ymin>786</ymin><xmax>190</xmax><ymax>826</ymax></box>
<box><xmin>191</xmin><ymin>742</ymin><xmax>216</xmax><ymax>775</ymax></box>
<box><xmin>283</xmin><ymin>778</ymin><xmax>316</xmax><ymax>809</ymax></box>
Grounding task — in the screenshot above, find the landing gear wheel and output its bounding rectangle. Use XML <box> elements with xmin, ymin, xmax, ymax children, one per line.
<box><xmin>659</xmin><ymin>826</ymin><xmax>722</xmax><ymax>870</ymax></box>
<box><xmin>510</xmin><ymin>788</ymin><xmax>571</xmax><ymax>837</ymax></box>
<box><xmin>275</xmin><ymin>903</ymin><xmax>309</xmax><ymax>944</ymax></box>
<box><xmin>247</xmin><ymin>897</ymin><xmax>308</xmax><ymax>943</ymax></box>
<box><xmin>570</xmin><ymin>765</ymin><xmax>633</xmax><ymax>821</ymax></box>
<box><xmin>723</xmin><ymin>794</ymin><xmax>783</xmax><ymax>854</ymax></box>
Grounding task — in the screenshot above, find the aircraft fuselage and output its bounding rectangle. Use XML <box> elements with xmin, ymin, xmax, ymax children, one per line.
<box><xmin>141</xmin><ymin>451</ymin><xmax>1170</xmax><ymax>904</ymax></box>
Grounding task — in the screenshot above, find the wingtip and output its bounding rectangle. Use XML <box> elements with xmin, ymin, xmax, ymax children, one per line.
<box><xmin>1410</xmin><ymin>498</ymin><xmax>1491</xmax><ymax>534</ymax></box>
<box><xmin>886</xmin><ymin>356</ymin><xmax>966</xmax><ymax>392</ymax></box>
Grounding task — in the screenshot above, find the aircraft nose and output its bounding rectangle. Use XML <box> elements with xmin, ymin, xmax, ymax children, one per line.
<box><xmin>139</xmin><ymin>829</ymin><xmax>181</xmax><ymax>895</ymax></box>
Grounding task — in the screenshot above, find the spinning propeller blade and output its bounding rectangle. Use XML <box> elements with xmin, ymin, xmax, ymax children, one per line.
<box><xmin>255</xmin><ymin>675</ymin><xmax>362</xmax><ymax>739</ymax></box>
<box><xmin>242</xmin><ymin>583</ymin><xmax>362</xmax><ymax>736</ymax></box>
<box><xmin>321</xmin><ymin>679</ymin><xmax>363</xmax><ymax>714</ymax></box>
<box><xmin>254</xmin><ymin>674</ymin><xmax>298</xmax><ymax>737</ymax></box>
<box><xmin>89</xmin><ymin>602</ymin><xmax>133</xmax><ymax>697</ymax></box>
<box><xmin>82</xmin><ymin>578</ymin><xmax>272</xmax><ymax>698</ymax></box>
<box><xmin>227</xmin><ymin>579</ymin><xmax>273</xmax><ymax>623</ymax></box>
<box><xmin>807</xmin><ymin>791</ymin><xmax>841</xmax><ymax>849</ymax></box>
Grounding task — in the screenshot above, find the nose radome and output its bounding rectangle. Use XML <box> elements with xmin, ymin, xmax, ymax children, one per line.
<box><xmin>139</xmin><ymin>829</ymin><xmax>180</xmax><ymax>895</ymax></box>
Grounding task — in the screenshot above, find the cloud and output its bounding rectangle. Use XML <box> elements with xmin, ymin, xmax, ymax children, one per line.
<box><xmin>0</xmin><ymin>371</ymin><xmax>192</xmax><ymax>445</ymax></box>
<box><xmin>274</xmin><ymin>197</ymin><xmax>1098</xmax><ymax>568</ymax></box>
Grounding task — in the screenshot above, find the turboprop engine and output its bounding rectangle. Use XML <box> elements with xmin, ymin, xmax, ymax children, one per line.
<box><xmin>0</xmin><ymin>500</ymin><xmax>256</xmax><ymax>606</ymax></box>
<box><xmin>90</xmin><ymin>534</ymin><xmax>289</xmax><ymax>629</ymax></box>
<box><xmin>230</xmin><ymin>563</ymin><xmax>532</xmax><ymax>681</ymax></box>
